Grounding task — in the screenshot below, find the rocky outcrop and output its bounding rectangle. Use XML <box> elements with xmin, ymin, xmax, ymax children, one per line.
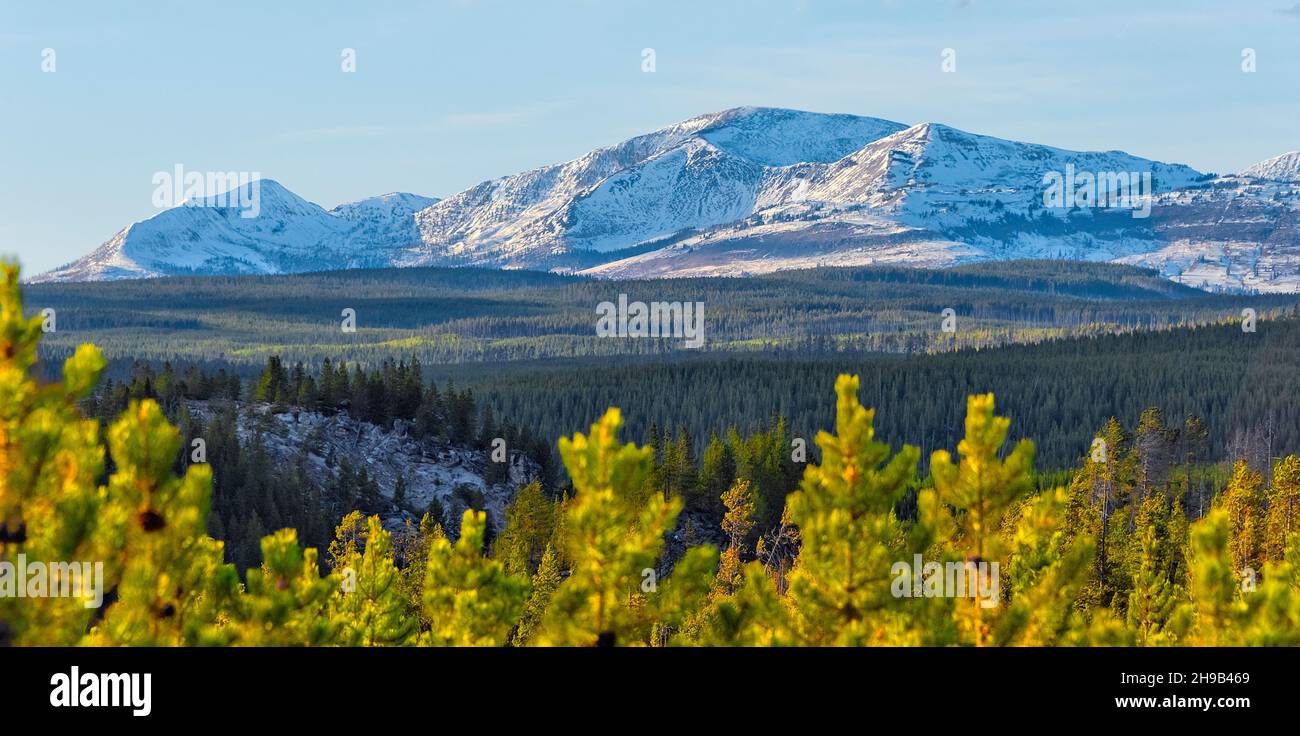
<box><xmin>189</xmin><ymin>401</ymin><xmax>540</xmax><ymax>537</ymax></box>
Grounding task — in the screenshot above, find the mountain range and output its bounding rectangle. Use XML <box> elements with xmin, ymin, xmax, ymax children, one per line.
<box><xmin>32</xmin><ymin>107</ymin><xmax>1300</xmax><ymax>292</ymax></box>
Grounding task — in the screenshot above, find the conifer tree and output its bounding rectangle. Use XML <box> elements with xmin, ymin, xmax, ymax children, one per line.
<box><xmin>1238</xmin><ymin>556</ymin><xmax>1300</xmax><ymax>646</ymax></box>
<box><xmin>422</xmin><ymin>510</ymin><xmax>528</xmax><ymax>646</ymax></box>
<box><xmin>513</xmin><ymin>541</ymin><xmax>561</xmax><ymax>646</ymax></box>
<box><xmin>327</xmin><ymin>510</ymin><xmax>367</xmax><ymax>570</ymax></box>
<box><xmin>784</xmin><ymin>375</ymin><xmax>921</xmax><ymax>645</ymax></box>
<box><xmin>1176</xmin><ymin>509</ymin><xmax>1300</xmax><ymax>646</ymax></box>
<box><xmin>0</xmin><ymin>264</ymin><xmax>117</xmax><ymax>644</ymax></box>
<box><xmin>1127</xmin><ymin>519</ymin><xmax>1178</xmax><ymax>645</ymax></box>
<box><xmin>535</xmin><ymin>408</ymin><xmax>710</xmax><ymax>646</ymax></box>
<box><xmin>396</xmin><ymin>512</ymin><xmax>443</xmax><ymax>626</ymax></box>
<box><xmin>1265</xmin><ymin>455</ymin><xmax>1300</xmax><ymax>563</ymax></box>
<box><xmin>927</xmin><ymin>394</ymin><xmax>1034</xmax><ymax>563</ymax></box>
<box><xmin>492</xmin><ymin>481</ymin><xmax>555</xmax><ymax>577</ymax></box>
<box><xmin>681</xmin><ymin>478</ymin><xmax>771</xmax><ymax>644</ymax></box>
<box><xmin>991</xmin><ymin>485</ymin><xmax>1100</xmax><ymax>646</ymax></box>
<box><xmin>1088</xmin><ymin>418</ymin><xmax>1136</xmax><ymax>606</ymax></box>
<box><xmin>236</xmin><ymin>529</ymin><xmax>338</xmax><ymax>645</ymax></box>
<box><xmin>8</xmin><ymin>252</ymin><xmax>1300</xmax><ymax>651</ymax></box>
<box><xmin>88</xmin><ymin>401</ymin><xmax>238</xmax><ymax>646</ymax></box>
<box><xmin>693</xmin><ymin>432</ymin><xmax>734</xmax><ymax>515</ymax></box>
<box><xmin>641</xmin><ymin>546</ymin><xmax>717</xmax><ymax>646</ymax></box>
<box><xmin>716</xmin><ymin>478</ymin><xmax>757</xmax><ymax>595</ymax></box>
<box><xmin>330</xmin><ymin>515</ymin><xmax>419</xmax><ymax>646</ymax></box>
<box><xmin>1221</xmin><ymin>460</ymin><xmax>1265</xmax><ymax>576</ymax></box>
<box><xmin>689</xmin><ymin>561</ymin><xmax>794</xmax><ymax>646</ymax></box>
<box><xmin>1178</xmin><ymin>509</ymin><xmax>1247</xmax><ymax>646</ymax></box>
<box><xmin>1134</xmin><ymin>407</ymin><xmax>1176</xmax><ymax>498</ymax></box>
<box><xmin>923</xmin><ymin>393</ymin><xmax>1034</xmax><ymax>645</ymax></box>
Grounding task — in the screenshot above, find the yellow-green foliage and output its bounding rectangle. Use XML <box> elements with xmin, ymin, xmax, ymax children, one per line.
<box><xmin>783</xmin><ymin>375</ymin><xmax>921</xmax><ymax>645</ymax></box>
<box><xmin>422</xmin><ymin>510</ymin><xmax>528</xmax><ymax>646</ymax></box>
<box><xmin>512</xmin><ymin>541</ymin><xmax>561</xmax><ymax>646</ymax></box>
<box><xmin>532</xmin><ymin>408</ymin><xmax>716</xmax><ymax>646</ymax></box>
<box><xmin>715</xmin><ymin>478</ymin><xmax>757</xmax><ymax>595</ymax></box>
<box><xmin>1222</xmin><ymin>460</ymin><xmax>1265</xmax><ymax>574</ymax></box>
<box><xmin>491</xmin><ymin>481</ymin><xmax>557</xmax><ymax>578</ymax></box>
<box><xmin>1265</xmin><ymin>456</ymin><xmax>1300</xmax><ymax>563</ymax></box>
<box><xmin>236</xmin><ymin>529</ymin><xmax>337</xmax><ymax>645</ymax></box>
<box><xmin>1179</xmin><ymin>509</ymin><xmax>1246</xmax><ymax>645</ymax></box>
<box><xmin>2</xmin><ymin>263</ymin><xmax>1300</xmax><ymax>647</ymax></box>
<box><xmin>1</xmin><ymin>263</ymin><xmax>236</xmax><ymax>646</ymax></box>
<box><xmin>330</xmin><ymin>515</ymin><xmax>419</xmax><ymax>646</ymax></box>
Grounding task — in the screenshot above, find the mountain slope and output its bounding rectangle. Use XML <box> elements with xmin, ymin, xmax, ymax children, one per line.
<box><xmin>33</xmin><ymin>182</ymin><xmax>437</xmax><ymax>282</ymax></box>
<box><xmin>1240</xmin><ymin>151</ymin><xmax>1300</xmax><ymax>182</ymax></box>
<box><xmin>32</xmin><ymin>107</ymin><xmax>1300</xmax><ymax>292</ymax></box>
<box><xmin>408</xmin><ymin>111</ymin><xmax>1218</xmax><ymax>276</ymax></box>
<box><xmin>579</xmin><ymin>122</ymin><xmax>1209</xmax><ymax>279</ymax></box>
<box><xmin>401</xmin><ymin>107</ymin><xmax>907</xmax><ymax>267</ymax></box>
<box><xmin>580</xmin><ymin>128</ymin><xmax>1300</xmax><ymax>292</ymax></box>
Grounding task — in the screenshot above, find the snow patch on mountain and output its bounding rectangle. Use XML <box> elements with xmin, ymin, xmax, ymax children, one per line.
<box><xmin>406</xmin><ymin>107</ymin><xmax>907</xmax><ymax>266</ymax></box>
<box><xmin>32</xmin><ymin>182</ymin><xmax>438</xmax><ymax>283</ymax></box>
<box><xmin>580</xmin><ymin>219</ymin><xmax>980</xmax><ymax>279</ymax></box>
<box><xmin>758</xmin><ymin>122</ymin><xmax>1202</xmax><ymax>228</ymax></box>
<box><xmin>31</xmin><ymin>107</ymin><xmax>1300</xmax><ymax>292</ymax></box>
<box><xmin>695</xmin><ymin>106</ymin><xmax>907</xmax><ymax>166</ymax></box>
<box><xmin>1240</xmin><ymin>151</ymin><xmax>1300</xmax><ymax>182</ymax></box>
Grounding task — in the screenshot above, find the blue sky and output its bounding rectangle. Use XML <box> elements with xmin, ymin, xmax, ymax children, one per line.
<box><xmin>2</xmin><ymin>0</ymin><xmax>1298</xmax><ymax>274</ymax></box>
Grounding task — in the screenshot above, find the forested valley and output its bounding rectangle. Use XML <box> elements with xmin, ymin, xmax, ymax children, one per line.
<box><xmin>27</xmin><ymin>260</ymin><xmax>1300</xmax><ymax>368</ymax></box>
<box><xmin>70</xmin><ymin>313</ymin><xmax>1300</xmax><ymax>592</ymax></box>
<box><xmin>8</xmin><ymin>261</ymin><xmax>1300</xmax><ymax>646</ymax></box>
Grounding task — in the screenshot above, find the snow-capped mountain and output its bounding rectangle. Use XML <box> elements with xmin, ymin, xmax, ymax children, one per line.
<box><xmin>401</xmin><ymin>107</ymin><xmax>907</xmax><ymax>267</ymax></box>
<box><xmin>33</xmin><ymin>107</ymin><xmax>1300</xmax><ymax>292</ymax></box>
<box><xmin>34</xmin><ymin>182</ymin><xmax>437</xmax><ymax>282</ymax></box>
<box><xmin>1239</xmin><ymin>151</ymin><xmax>1300</xmax><ymax>182</ymax></box>
<box><xmin>1112</xmin><ymin>172</ymin><xmax>1300</xmax><ymax>293</ymax></box>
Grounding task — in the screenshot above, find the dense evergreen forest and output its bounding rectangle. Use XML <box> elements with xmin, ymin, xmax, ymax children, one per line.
<box><xmin>79</xmin><ymin>357</ymin><xmax>558</xmax><ymax>571</ymax></box>
<box><xmin>445</xmin><ymin>316</ymin><xmax>1300</xmax><ymax>473</ymax></box>
<box><xmin>7</xmin><ymin>261</ymin><xmax>1300</xmax><ymax>648</ymax></box>
<box><xmin>9</xmin><ymin>295</ymin><xmax>1300</xmax><ymax>647</ymax></box>
<box><xmin>71</xmin><ymin>313</ymin><xmax>1300</xmax><ymax>576</ymax></box>
<box><xmin>20</xmin><ymin>260</ymin><xmax>1300</xmax><ymax>579</ymax></box>
<box><xmin>26</xmin><ymin>260</ymin><xmax>1300</xmax><ymax>369</ymax></box>
<box><xmin>25</xmin><ymin>259</ymin><xmax>1300</xmax><ymax>478</ymax></box>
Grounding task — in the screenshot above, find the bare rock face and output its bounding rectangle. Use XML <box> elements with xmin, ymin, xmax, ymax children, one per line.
<box><xmin>190</xmin><ymin>401</ymin><xmax>541</xmax><ymax>537</ymax></box>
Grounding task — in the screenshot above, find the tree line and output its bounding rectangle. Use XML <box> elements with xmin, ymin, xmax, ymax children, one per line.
<box><xmin>458</xmin><ymin>315</ymin><xmax>1300</xmax><ymax>473</ymax></box>
<box><xmin>28</xmin><ymin>260</ymin><xmax>1300</xmax><ymax>370</ymax></box>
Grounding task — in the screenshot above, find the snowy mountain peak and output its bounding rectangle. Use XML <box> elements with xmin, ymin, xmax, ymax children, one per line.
<box><xmin>32</xmin><ymin>180</ymin><xmax>438</xmax><ymax>283</ymax></box>
<box><xmin>32</xmin><ymin>108</ymin><xmax>1300</xmax><ymax>293</ymax></box>
<box><xmin>190</xmin><ymin>178</ymin><xmax>327</xmax><ymax>218</ymax></box>
<box><xmin>865</xmin><ymin>121</ymin><xmax>1201</xmax><ymax>187</ymax></box>
<box><xmin>1240</xmin><ymin>151</ymin><xmax>1300</xmax><ymax>182</ymax></box>
<box><xmin>693</xmin><ymin>106</ymin><xmax>907</xmax><ymax>166</ymax></box>
<box><xmin>330</xmin><ymin>192</ymin><xmax>440</xmax><ymax>219</ymax></box>
<box><xmin>408</xmin><ymin>107</ymin><xmax>909</xmax><ymax>265</ymax></box>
